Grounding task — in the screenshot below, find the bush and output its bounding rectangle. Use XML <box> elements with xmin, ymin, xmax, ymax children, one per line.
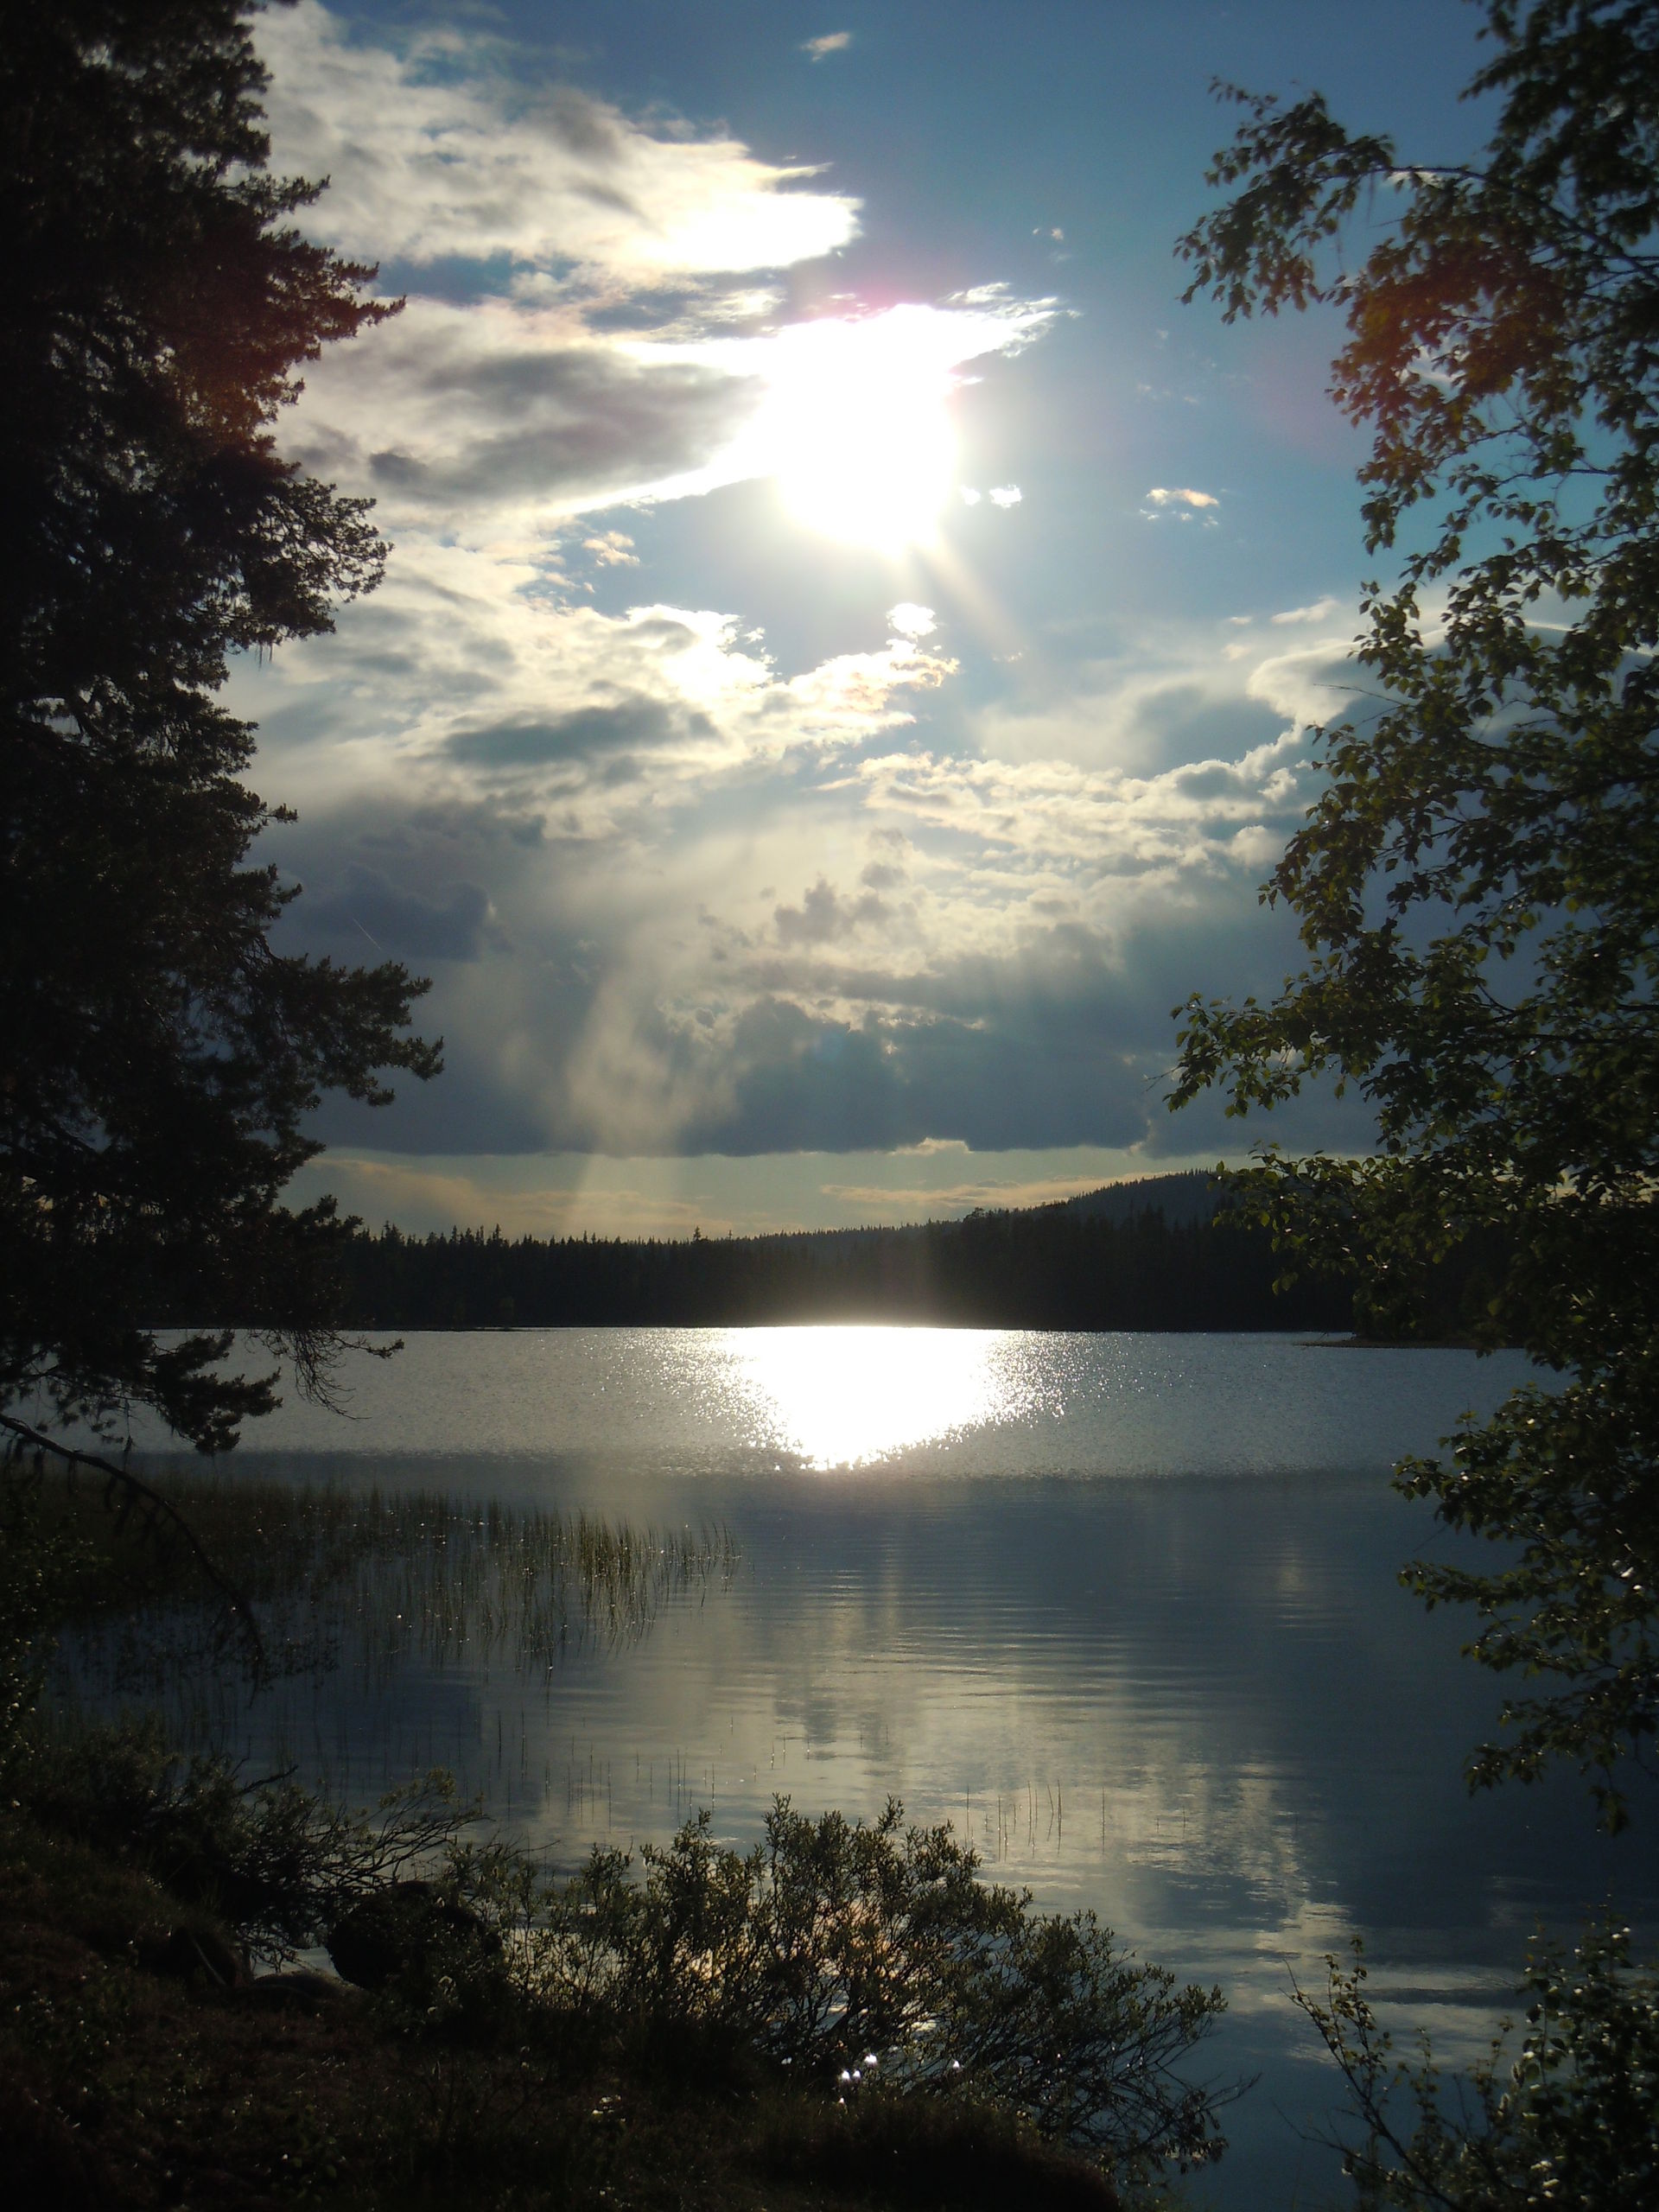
<box><xmin>466</xmin><ymin>1798</ymin><xmax>1235</xmax><ymax>2186</ymax></box>
<box><xmin>17</xmin><ymin>1713</ymin><xmax>476</xmax><ymax>1964</ymax></box>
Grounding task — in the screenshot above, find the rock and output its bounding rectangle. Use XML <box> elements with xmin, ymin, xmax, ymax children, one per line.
<box><xmin>324</xmin><ymin>1881</ymin><xmax>500</xmax><ymax>1992</ymax></box>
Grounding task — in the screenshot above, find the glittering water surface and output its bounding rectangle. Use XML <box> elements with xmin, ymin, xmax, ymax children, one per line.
<box><xmin>92</xmin><ymin>1330</ymin><xmax>1657</xmax><ymax>2209</ymax></box>
<box><xmin>722</xmin><ymin>1324</ymin><xmax>1051</xmax><ymax>1465</ymax></box>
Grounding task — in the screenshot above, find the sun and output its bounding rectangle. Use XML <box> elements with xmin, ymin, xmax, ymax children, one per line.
<box><xmin>760</xmin><ymin>307</ymin><xmax>959</xmax><ymax>553</ymax></box>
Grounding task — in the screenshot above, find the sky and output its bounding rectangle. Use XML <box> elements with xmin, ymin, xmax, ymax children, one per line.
<box><xmin>247</xmin><ymin>0</ymin><xmax>1492</xmax><ymax>1238</ymax></box>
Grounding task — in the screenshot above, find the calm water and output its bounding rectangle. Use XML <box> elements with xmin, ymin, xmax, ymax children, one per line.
<box><xmin>89</xmin><ymin>1329</ymin><xmax>1659</xmax><ymax>2208</ymax></box>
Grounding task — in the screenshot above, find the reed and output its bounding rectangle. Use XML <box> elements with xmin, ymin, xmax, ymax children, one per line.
<box><xmin>20</xmin><ymin>1465</ymin><xmax>736</xmax><ymax>1694</ymax></box>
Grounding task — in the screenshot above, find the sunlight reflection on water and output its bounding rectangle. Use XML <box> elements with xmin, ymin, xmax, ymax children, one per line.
<box><xmin>715</xmin><ymin>1325</ymin><xmax>1049</xmax><ymax>1467</ymax></box>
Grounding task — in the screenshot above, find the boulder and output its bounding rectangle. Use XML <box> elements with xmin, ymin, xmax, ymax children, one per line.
<box><xmin>325</xmin><ymin>1881</ymin><xmax>500</xmax><ymax>1992</ymax></box>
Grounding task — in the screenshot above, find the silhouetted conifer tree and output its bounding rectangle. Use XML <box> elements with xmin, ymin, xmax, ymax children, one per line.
<box><xmin>1</xmin><ymin>2</ymin><xmax>438</xmax><ymax>1450</ymax></box>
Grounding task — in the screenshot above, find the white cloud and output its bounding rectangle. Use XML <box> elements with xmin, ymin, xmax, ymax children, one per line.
<box><xmin>776</xmin><ymin>632</ymin><xmax>957</xmax><ymax>747</ymax></box>
<box><xmin>257</xmin><ymin>586</ymin><xmax>1338</xmax><ymax>1159</ymax></box>
<box><xmin>802</xmin><ymin>32</ymin><xmax>852</xmax><ymax>60</ymax></box>
<box><xmin>243</xmin><ymin>537</ymin><xmax>957</xmax><ymax>842</ymax></box>
<box><xmin>856</xmin><ymin>725</ymin><xmax>1309</xmax><ymax>881</ymax></box>
<box><xmin>250</xmin><ymin>524</ymin><xmax>1338</xmax><ymax>1157</ymax></box>
<box><xmin>887</xmin><ymin>603</ymin><xmax>937</xmax><ymax>639</ymax></box>
<box><xmin>988</xmin><ymin>484</ymin><xmax>1023</xmax><ymax>508</ymax></box>
<box><xmin>582</xmin><ymin>531</ymin><xmax>640</xmax><ymax>568</ymax></box>
<box><xmin>288</xmin><ymin>294</ymin><xmax>762</xmax><ymax>537</ymax></box>
<box><xmin>262</xmin><ymin>1</ymin><xmax>860</xmax><ymax>277</ymax></box>
<box><xmin>1143</xmin><ymin>486</ymin><xmax>1218</xmax><ymax>512</ymax></box>
<box><xmin>1270</xmin><ymin>596</ymin><xmax>1340</xmax><ymax>626</ymax></box>
<box><xmin>1246</xmin><ymin>639</ymin><xmax>1362</xmax><ymax>730</ymax></box>
<box><xmin>285</xmin><ymin>289</ymin><xmax>1052</xmax><ymax>551</ymax></box>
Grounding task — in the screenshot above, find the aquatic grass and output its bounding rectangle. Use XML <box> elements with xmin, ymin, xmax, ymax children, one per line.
<box><xmin>234</xmin><ymin>1486</ymin><xmax>738</xmax><ymax>1670</ymax></box>
<box><xmin>20</xmin><ymin>1465</ymin><xmax>736</xmax><ymax>1697</ymax></box>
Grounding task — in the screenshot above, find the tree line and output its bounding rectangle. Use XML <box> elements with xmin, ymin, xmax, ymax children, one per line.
<box><xmin>332</xmin><ymin>1193</ymin><xmax>1361</xmax><ymax>1334</ymax></box>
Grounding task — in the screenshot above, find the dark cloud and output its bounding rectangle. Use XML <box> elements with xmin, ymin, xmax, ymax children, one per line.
<box><xmin>670</xmin><ymin>904</ymin><xmax>1371</xmax><ymax>1158</ymax></box>
<box><xmin>741</xmin><ymin>918</ymin><xmax>1128</xmax><ymax>1022</ymax></box>
<box><xmin>1135</xmin><ymin>689</ymin><xmax>1285</xmax><ymax>772</ymax></box>
<box><xmin>626</xmin><ymin>615</ymin><xmax>703</xmax><ymax>648</ymax></box>
<box><xmin>309</xmin><ymin>1057</ymin><xmax>553</xmax><ymax>1158</ymax></box>
<box><xmin>673</xmin><ymin>995</ymin><xmax>1151</xmax><ymax>1156</ymax></box>
<box><xmin>305</xmin><ymin>864</ymin><xmax>495</xmax><ymax>963</ymax></box>
<box><xmin>1169</xmin><ymin>759</ymin><xmax>1270</xmax><ymax>802</ymax></box>
<box><xmin>582</xmin><ymin>282</ymin><xmax>775</xmax><ymax>335</ymax></box>
<box><xmin>354</xmin><ymin>349</ymin><xmax>755</xmax><ymax>508</ymax></box>
<box><xmin>276</xmin><ymin>787</ymin><xmax>1370</xmax><ymax>1170</ymax></box>
<box><xmin>447</xmin><ymin>698</ymin><xmax>708</xmax><ymax>768</ymax></box>
<box><xmin>543</xmin><ymin>85</ymin><xmax>627</xmax><ymax>162</ymax></box>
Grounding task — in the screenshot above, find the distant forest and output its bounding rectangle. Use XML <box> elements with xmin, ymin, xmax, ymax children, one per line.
<box><xmin>334</xmin><ymin>1173</ymin><xmax>1363</xmax><ymax>1333</ymax></box>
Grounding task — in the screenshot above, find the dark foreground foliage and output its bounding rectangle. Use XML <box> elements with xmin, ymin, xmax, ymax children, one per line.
<box><xmin>16</xmin><ymin>1714</ymin><xmax>475</xmax><ymax>1966</ymax></box>
<box><xmin>0</xmin><ymin>1707</ymin><xmax>1232</xmax><ymax>2205</ymax></box>
<box><xmin>0</xmin><ymin>1802</ymin><xmax>1127</xmax><ymax>2212</ymax></box>
<box><xmin>2</xmin><ymin>0</ymin><xmax>437</xmax><ymax>1454</ymax></box>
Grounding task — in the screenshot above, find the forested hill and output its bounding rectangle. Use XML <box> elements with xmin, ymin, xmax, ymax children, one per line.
<box><xmin>336</xmin><ymin>1173</ymin><xmax>1357</xmax><ymax>1332</ymax></box>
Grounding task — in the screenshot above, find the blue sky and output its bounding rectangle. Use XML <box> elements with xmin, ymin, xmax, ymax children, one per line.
<box><xmin>248</xmin><ymin>0</ymin><xmax>1491</xmax><ymax>1236</ymax></box>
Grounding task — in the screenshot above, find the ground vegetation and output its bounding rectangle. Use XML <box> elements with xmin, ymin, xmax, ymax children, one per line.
<box><xmin>0</xmin><ymin>1716</ymin><xmax>1229</xmax><ymax>2208</ymax></box>
<box><xmin>0</xmin><ymin>1791</ymin><xmax>1133</xmax><ymax>2212</ymax></box>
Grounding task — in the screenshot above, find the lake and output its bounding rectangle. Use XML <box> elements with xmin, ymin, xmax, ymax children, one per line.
<box><xmin>79</xmin><ymin>1327</ymin><xmax>1659</xmax><ymax>2208</ymax></box>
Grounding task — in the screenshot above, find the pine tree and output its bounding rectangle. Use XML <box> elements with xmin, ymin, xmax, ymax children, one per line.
<box><xmin>1</xmin><ymin>1</ymin><xmax>439</xmax><ymax>1452</ymax></box>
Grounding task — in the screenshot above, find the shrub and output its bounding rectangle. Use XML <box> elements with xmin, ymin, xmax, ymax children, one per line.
<box><xmin>496</xmin><ymin>1798</ymin><xmax>1235</xmax><ymax>2185</ymax></box>
<box><xmin>18</xmin><ymin>1713</ymin><xmax>476</xmax><ymax>1963</ymax></box>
